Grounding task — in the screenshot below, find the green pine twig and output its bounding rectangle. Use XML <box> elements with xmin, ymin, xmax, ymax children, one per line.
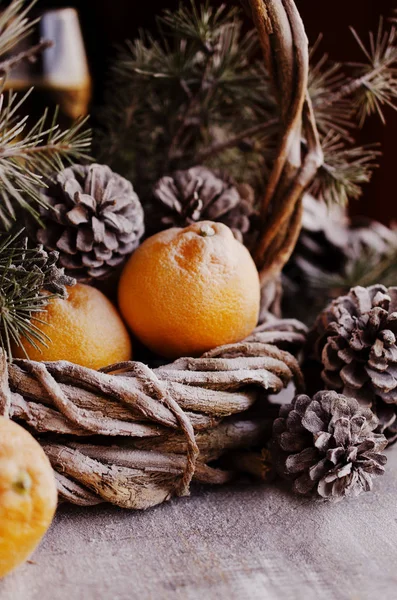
<box><xmin>310</xmin><ymin>19</ymin><xmax>397</xmax><ymax>132</ymax></box>
<box><xmin>0</xmin><ymin>230</ymin><xmax>75</xmax><ymax>359</ymax></box>
<box><xmin>95</xmin><ymin>1</ymin><xmax>275</xmax><ymax>193</ymax></box>
<box><xmin>0</xmin><ymin>0</ymin><xmax>38</xmax><ymax>59</ymax></box>
<box><xmin>0</xmin><ymin>90</ymin><xmax>91</xmax><ymax>229</ymax></box>
<box><xmin>309</xmin><ymin>132</ymin><xmax>380</xmax><ymax>206</ymax></box>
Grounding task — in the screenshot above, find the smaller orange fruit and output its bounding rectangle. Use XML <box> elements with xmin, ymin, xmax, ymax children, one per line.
<box><xmin>13</xmin><ymin>283</ymin><xmax>132</xmax><ymax>370</ymax></box>
<box><xmin>0</xmin><ymin>417</ymin><xmax>57</xmax><ymax>578</ymax></box>
<box><xmin>118</xmin><ymin>221</ymin><xmax>260</xmax><ymax>359</ymax></box>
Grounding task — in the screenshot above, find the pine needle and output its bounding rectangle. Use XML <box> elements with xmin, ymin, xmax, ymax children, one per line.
<box><xmin>347</xmin><ymin>19</ymin><xmax>397</xmax><ymax>126</ymax></box>
<box><xmin>308</xmin><ymin>39</ymin><xmax>353</xmax><ymax>139</ymax></box>
<box><xmin>323</xmin><ymin>18</ymin><xmax>397</xmax><ymax>127</ymax></box>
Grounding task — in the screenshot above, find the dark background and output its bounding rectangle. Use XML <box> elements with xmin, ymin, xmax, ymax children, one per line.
<box><xmin>40</xmin><ymin>0</ymin><xmax>397</xmax><ymax>223</ymax></box>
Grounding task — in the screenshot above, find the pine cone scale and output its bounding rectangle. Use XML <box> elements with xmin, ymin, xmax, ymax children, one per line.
<box><xmin>286</xmin><ymin>447</ymin><xmax>318</xmax><ymax>474</ymax></box>
<box><xmin>66</xmin><ymin>205</ymin><xmax>89</xmax><ymax>225</ymax></box>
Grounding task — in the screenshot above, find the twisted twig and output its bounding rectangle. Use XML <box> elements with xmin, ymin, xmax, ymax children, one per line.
<box><xmin>248</xmin><ymin>0</ymin><xmax>323</xmax><ymax>281</ymax></box>
<box><xmin>6</xmin><ymin>330</ymin><xmax>304</xmax><ymax>509</ymax></box>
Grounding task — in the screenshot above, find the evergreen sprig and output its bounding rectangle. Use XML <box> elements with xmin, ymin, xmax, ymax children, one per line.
<box><xmin>309</xmin><ymin>133</ymin><xmax>380</xmax><ymax>206</ymax></box>
<box><xmin>0</xmin><ymin>0</ymin><xmax>92</xmax><ymax>231</ymax></box>
<box><xmin>0</xmin><ymin>0</ymin><xmax>38</xmax><ymax>64</ymax></box>
<box><xmin>0</xmin><ymin>230</ymin><xmax>75</xmax><ymax>359</ymax></box>
<box><xmin>96</xmin><ymin>2</ymin><xmax>397</xmax><ymax>209</ymax></box>
<box><xmin>307</xmin><ymin>19</ymin><xmax>397</xmax><ymax>206</ymax></box>
<box><xmin>346</xmin><ymin>19</ymin><xmax>397</xmax><ymax>126</ymax></box>
<box><xmin>95</xmin><ymin>1</ymin><xmax>275</xmax><ymax>194</ymax></box>
<box><xmin>0</xmin><ymin>91</ymin><xmax>91</xmax><ymax>229</ymax></box>
<box><xmin>308</xmin><ymin>39</ymin><xmax>352</xmax><ymax>139</ymax></box>
<box><xmin>309</xmin><ymin>19</ymin><xmax>397</xmax><ymax>135</ymax></box>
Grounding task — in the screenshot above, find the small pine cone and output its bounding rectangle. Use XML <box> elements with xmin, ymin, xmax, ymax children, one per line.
<box><xmin>149</xmin><ymin>166</ymin><xmax>257</xmax><ymax>244</ymax></box>
<box><xmin>271</xmin><ymin>391</ymin><xmax>387</xmax><ymax>501</ymax></box>
<box><xmin>310</xmin><ymin>285</ymin><xmax>397</xmax><ymax>405</ymax></box>
<box><xmin>34</xmin><ymin>164</ymin><xmax>145</xmax><ymax>281</ymax></box>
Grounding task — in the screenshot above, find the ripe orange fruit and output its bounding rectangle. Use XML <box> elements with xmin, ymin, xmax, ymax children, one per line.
<box><xmin>0</xmin><ymin>417</ymin><xmax>57</xmax><ymax>578</ymax></box>
<box><xmin>118</xmin><ymin>221</ymin><xmax>260</xmax><ymax>359</ymax></box>
<box><xmin>13</xmin><ymin>283</ymin><xmax>132</xmax><ymax>370</ymax></box>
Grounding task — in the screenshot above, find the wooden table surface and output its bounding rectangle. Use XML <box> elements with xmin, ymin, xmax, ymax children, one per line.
<box><xmin>2</xmin><ymin>449</ymin><xmax>397</xmax><ymax>600</ymax></box>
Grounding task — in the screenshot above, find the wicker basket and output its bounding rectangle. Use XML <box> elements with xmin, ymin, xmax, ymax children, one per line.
<box><xmin>3</xmin><ymin>0</ymin><xmax>322</xmax><ymax>510</ymax></box>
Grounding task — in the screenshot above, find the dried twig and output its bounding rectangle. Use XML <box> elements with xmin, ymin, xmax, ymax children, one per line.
<box><xmin>249</xmin><ymin>0</ymin><xmax>323</xmax><ymax>282</ymax></box>
<box><xmin>5</xmin><ymin>327</ymin><xmax>304</xmax><ymax>509</ymax></box>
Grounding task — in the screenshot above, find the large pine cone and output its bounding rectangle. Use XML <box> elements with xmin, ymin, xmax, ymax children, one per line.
<box><xmin>271</xmin><ymin>391</ymin><xmax>387</xmax><ymax>501</ymax></box>
<box><xmin>148</xmin><ymin>166</ymin><xmax>257</xmax><ymax>244</ymax></box>
<box><xmin>34</xmin><ymin>164</ymin><xmax>145</xmax><ymax>281</ymax></box>
<box><xmin>310</xmin><ymin>285</ymin><xmax>397</xmax><ymax>443</ymax></box>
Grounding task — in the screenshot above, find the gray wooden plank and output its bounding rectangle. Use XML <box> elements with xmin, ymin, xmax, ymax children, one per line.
<box><xmin>1</xmin><ymin>448</ymin><xmax>397</xmax><ymax>600</ymax></box>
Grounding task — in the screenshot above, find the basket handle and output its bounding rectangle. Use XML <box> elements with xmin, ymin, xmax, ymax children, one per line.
<box><xmin>248</xmin><ymin>0</ymin><xmax>323</xmax><ymax>285</ymax></box>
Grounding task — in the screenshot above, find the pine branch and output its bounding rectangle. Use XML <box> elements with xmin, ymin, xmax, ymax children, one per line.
<box><xmin>0</xmin><ymin>0</ymin><xmax>38</xmax><ymax>59</ymax></box>
<box><xmin>310</xmin><ymin>19</ymin><xmax>397</xmax><ymax>131</ymax></box>
<box><xmin>94</xmin><ymin>1</ymin><xmax>276</xmax><ymax>194</ymax></box>
<box><xmin>309</xmin><ymin>132</ymin><xmax>379</xmax><ymax>206</ymax></box>
<box><xmin>95</xmin><ymin>2</ymin><xmax>396</xmax><ymax>210</ymax></box>
<box><xmin>0</xmin><ymin>230</ymin><xmax>75</xmax><ymax>360</ymax></box>
<box><xmin>0</xmin><ymin>91</ymin><xmax>91</xmax><ymax>229</ymax></box>
<box><xmin>308</xmin><ymin>40</ymin><xmax>353</xmax><ymax>139</ymax></box>
<box><xmin>337</xmin><ymin>21</ymin><xmax>397</xmax><ymax>125</ymax></box>
<box><xmin>0</xmin><ymin>1</ymin><xmax>92</xmax><ymax>230</ymax></box>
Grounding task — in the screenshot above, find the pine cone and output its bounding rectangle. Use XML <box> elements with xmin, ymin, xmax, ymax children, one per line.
<box><xmin>33</xmin><ymin>164</ymin><xmax>144</xmax><ymax>281</ymax></box>
<box><xmin>149</xmin><ymin>166</ymin><xmax>257</xmax><ymax>244</ymax></box>
<box><xmin>309</xmin><ymin>285</ymin><xmax>397</xmax><ymax>443</ymax></box>
<box><xmin>310</xmin><ymin>285</ymin><xmax>397</xmax><ymax>402</ymax></box>
<box><xmin>271</xmin><ymin>391</ymin><xmax>387</xmax><ymax>501</ymax></box>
